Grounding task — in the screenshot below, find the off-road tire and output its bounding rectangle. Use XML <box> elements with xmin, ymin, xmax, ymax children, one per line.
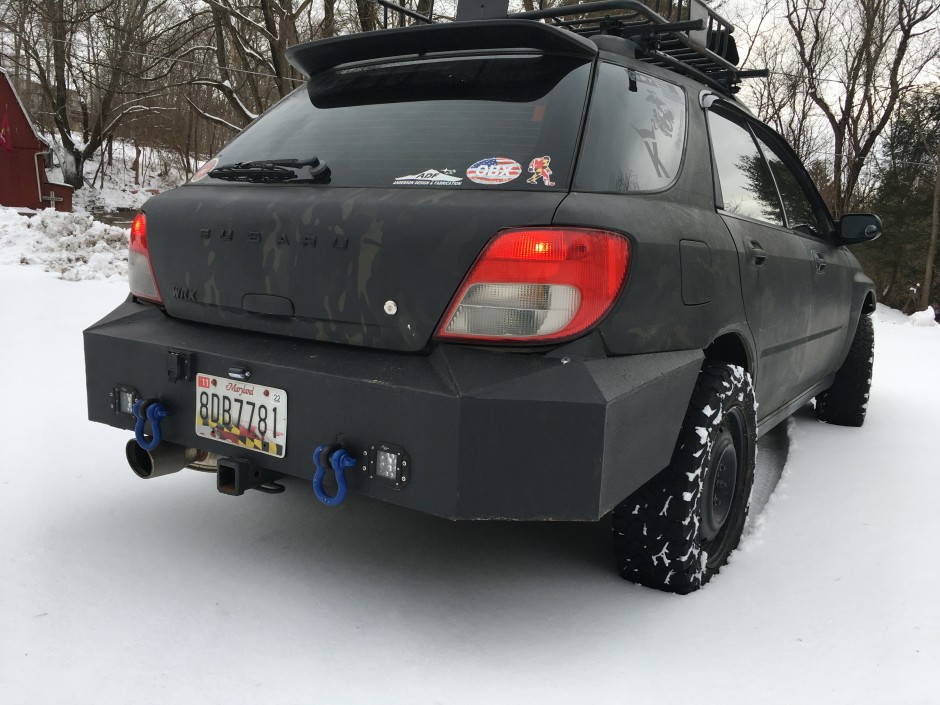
<box><xmin>815</xmin><ymin>314</ymin><xmax>874</xmax><ymax>427</ymax></box>
<box><xmin>612</xmin><ymin>362</ymin><xmax>756</xmax><ymax>594</ymax></box>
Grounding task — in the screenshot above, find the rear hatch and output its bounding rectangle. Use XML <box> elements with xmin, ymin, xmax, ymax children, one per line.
<box><xmin>145</xmin><ymin>51</ymin><xmax>593</xmax><ymax>352</ymax></box>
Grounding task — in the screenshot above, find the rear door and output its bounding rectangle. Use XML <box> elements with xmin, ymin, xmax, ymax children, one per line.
<box><xmin>748</xmin><ymin>130</ymin><xmax>854</xmax><ymax>385</ymax></box>
<box><xmin>145</xmin><ymin>53</ymin><xmax>593</xmax><ymax>352</ymax></box>
<box><xmin>706</xmin><ymin>108</ymin><xmax>814</xmax><ymax>417</ymax></box>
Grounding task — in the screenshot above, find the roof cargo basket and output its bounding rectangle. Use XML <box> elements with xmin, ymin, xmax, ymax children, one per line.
<box><xmin>323</xmin><ymin>0</ymin><xmax>766</xmax><ymax>95</ymax></box>
<box><xmin>508</xmin><ymin>0</ymin><xmax>768</xmax><ymax>93</ymax></box>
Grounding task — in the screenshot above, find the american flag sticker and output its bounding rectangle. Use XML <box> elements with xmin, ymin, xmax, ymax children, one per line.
<box><xmin>466</xmin><ymin>157</ymin><xmax>523</xmax><ymax>185</ymax></box>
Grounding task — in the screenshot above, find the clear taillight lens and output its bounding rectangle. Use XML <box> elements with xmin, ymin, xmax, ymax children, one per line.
<box><xmin>436</xmin><ymin>228</ymin><xmax>629</xmax><ymax>343</ymax></box>
<box><xmin>128</xmin><ymin>212</ymin><xmax>162</xmax><ymax>304</ymax></box>
<box><xmin>444</xmin><ymin>283</ymin><xmax>581</xmax><ymax>337</ymax></box>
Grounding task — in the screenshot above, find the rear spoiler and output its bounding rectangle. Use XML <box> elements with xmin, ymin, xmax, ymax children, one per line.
<box><xmin>285</xmin><ymin>20</ymin><xmax>598</xmax><ymax>77</ymax></box>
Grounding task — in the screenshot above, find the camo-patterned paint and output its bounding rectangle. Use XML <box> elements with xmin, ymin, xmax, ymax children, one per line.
<box><xmin>144</xmin><ymin>185</ymin><xmax>568</xmax><ymax>352</ymax></box>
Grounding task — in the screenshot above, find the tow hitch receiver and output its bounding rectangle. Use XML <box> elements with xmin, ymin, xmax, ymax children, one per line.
<box><xmin>217</xmin><ymin>456</ymin><xmax>285</xmax><ymax>496</ymax></box>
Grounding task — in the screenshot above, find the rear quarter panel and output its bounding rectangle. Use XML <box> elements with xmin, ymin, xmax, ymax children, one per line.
<box><xmin>558</xmin><ymin>74</ymin><xmax>752</xmax><ymax>359</ymax></box>
<box><xmin>555</xmin><ymin>192</ymin><xmax>749</xmax><ymax>356</ymax></box>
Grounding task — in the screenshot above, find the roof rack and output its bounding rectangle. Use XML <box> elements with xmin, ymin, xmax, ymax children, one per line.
<box><xmin>371</xmin><ymin>0</ymin><xmax>767</xmax><ymax>95</ymax></box>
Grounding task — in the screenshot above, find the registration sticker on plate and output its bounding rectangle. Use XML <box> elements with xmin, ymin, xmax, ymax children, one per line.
<box><xmin>194</xmin><ymin>374</ymin><xmax>287</xmax><ymax>457</ymax></box>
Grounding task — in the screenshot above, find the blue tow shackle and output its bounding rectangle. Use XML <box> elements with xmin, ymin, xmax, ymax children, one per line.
<box><xmin>133</xmin><ymin>399</ymin><xmax>170</xmax><ymax>452</ymax></box>
<box><xmin>312</xmin><ymin>444</ymin><xmax>357</xmax><ymax>507</ymax></box>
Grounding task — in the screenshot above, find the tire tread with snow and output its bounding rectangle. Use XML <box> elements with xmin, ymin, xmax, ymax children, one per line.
<box><xmin>815</xmin><ymin>314</ymin><xmax>874</xmax><ymax>427</ymax></box>
<box><xmin>612</xmin><ymin>361</ymin><xmax>756</xmax><ymax>594</ymax></box>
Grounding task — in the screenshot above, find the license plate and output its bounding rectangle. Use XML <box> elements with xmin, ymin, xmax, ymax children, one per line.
<box><xmin>194</xmin><ymin>374</ymin><xmax>287</xmax><ymax>457</ymax></box>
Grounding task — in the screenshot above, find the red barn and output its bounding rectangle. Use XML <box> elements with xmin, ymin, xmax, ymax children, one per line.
<box><xmin>0</xmin><ymin>67</ymin><xmax>73</xmax><ymax>211</ymax></box>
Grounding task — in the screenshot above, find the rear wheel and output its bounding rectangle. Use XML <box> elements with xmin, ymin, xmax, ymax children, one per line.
<box><xmin>815</xmin><ymin>314</ymin><xmax>874</xmax><ymax>427</ymax></box>
<box><xmin>612</xmin><ymin>361</ymin><xmax>756</xmax><ymax>594</ymax></box>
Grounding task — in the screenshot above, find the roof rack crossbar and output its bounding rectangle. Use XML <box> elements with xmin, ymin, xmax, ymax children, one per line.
<box><xmin>639</xmin><ymin>48</ymin><xmax>729</xmax><ymax>94</ymax></box>
<box><xmin>374</xmin><ymin>0</ymin><xmax>434</xmax><ymax>28</ymax></box>
<box><xmin>548</xmin><ymin>17</ymin><xmax>702</xmax><ymax>36</ymax></box>
<box><xmin>712</xmin><ymin>68</ymin><xmax>771</xmax><ymax>81</ymax></box>
<box><xmin>511</xmin><ymin>0</ymin><xmax>677</xmax><ymax>23</ymax></box>
<box><xmin>620</xmin><ymin>19</ymin><xmax>705</xmax><ymax>37</ymax></box>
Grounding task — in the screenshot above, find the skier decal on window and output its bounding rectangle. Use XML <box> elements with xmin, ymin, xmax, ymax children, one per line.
<box><xmin>632</xmin><ymin>92</ymin><xmax>675</xmax><ymax>180</ymax></box>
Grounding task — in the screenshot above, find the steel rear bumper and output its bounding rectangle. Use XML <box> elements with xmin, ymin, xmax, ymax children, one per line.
<box><xmin>84</xmin><ymin>299</ymin><xmax>703</xmax><ymax>520</ymax></box>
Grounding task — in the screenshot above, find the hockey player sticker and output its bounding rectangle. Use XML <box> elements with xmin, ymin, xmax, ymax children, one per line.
<box><xmin>526</xmin><ymin>156</ymin><xmax>555</xmax><ymax>186</ymax></box>
<box><xmin>466</xmin><ymin>157</ymin><xmax>522</xmax><ymax>185</ymax></box>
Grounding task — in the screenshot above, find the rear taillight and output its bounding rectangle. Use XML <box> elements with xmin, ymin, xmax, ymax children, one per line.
<box><xmin>436</xmin><ymin>227</ymin><xmax>630</xmax><ymax>343</ymax></box>
<box><xmin>129</xmin><ymin>212</ymin><xmax>162</xmax><ymax>304</ymax></box>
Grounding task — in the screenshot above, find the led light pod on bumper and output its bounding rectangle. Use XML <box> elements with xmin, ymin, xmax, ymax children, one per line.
<box><xmin>436</xmin><ymin>228</ymin><xmax>630</xmax><ymax>342</ymax></box>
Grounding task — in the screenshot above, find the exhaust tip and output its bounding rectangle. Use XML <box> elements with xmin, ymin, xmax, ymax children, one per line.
<box><xmin>125</xmin><ymin>439</ymin><xmax>199</xmax><ymax>479</ymax></box>
<box><xmin>126</xmin><ymin>439</ymin><xmax>156</xmax><ymax>478</ymax></box>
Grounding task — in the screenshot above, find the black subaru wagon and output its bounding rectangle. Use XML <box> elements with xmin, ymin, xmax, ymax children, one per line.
<box><xmin>85</xmin><ymin>0</ymin><xmax>881</xmax><ymax>593</ymax></box>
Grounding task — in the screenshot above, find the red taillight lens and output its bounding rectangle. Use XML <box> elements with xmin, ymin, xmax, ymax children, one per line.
<box><xmin>128</xmin><ymin>212</ymin><xmax>162</xmax><ymax>303</ymax></box>
<box><xmin>436</xmin><ymin>227</ymin><xmax>630</xmax><ymax>343</ymax></box>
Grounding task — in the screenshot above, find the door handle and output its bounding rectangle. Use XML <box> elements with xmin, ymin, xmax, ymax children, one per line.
<box><xmin>748</xmin><ymin>240</ymin><xmax>768</xmax><ymax>266</ymax></box>
<box><xmin>813</xmin><ymin>251</ymin><xmax>827</xmax><ymax>273</ymax></box>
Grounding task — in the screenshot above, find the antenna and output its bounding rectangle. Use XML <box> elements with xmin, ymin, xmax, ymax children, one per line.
<box><xmin>456</xmin><ymin>0</ymin><xmax>510</xmax><ymax>22</ymax></box>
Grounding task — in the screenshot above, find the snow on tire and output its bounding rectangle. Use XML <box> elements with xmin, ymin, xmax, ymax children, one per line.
<box><xmin>815</xmin><ymin>314</ymin><xmax>874</xmax><ymax>427</ymax></box>
<box><xmin>612</xmin><ymin>361</ymin><xmax>756</xmax><ymax>594</ymax></box>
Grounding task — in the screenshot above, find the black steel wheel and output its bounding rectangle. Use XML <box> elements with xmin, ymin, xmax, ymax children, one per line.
<box><xmin>612</xmin><ymin>361</ymin><xmax>756</xmax><ymax>594</ymax></box>
<box><xmin>700</xmin><ymin>405</ymin><xmax>749</xmax><ymax>571</ymax></box>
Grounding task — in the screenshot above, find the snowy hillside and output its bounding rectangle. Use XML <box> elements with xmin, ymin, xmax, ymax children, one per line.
<box><xmin>43</xmin><ymin>136</ymin><xmax>189</xmax><ymax>213</ymax></box>
<box><xmin>0</xmin><ymin>215</ymin><xmax>937</xmax><ymax>704</ymax></box>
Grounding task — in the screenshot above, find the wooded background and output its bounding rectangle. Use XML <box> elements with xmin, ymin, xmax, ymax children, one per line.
<box><xmin>0</xmin><ymin>0</ymin><xmax>937</xmax><ymax>313</ymax></box>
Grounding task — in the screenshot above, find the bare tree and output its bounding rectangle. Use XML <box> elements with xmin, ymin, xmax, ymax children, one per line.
<box><xmin>782</xmin><ymin>0</ymin><xmax>938</xmax><ymax>216</ymax></box>
<box><xmin>925</xmin><ymin>138</ymin><xmax>940</xmax><ymax>310</ymax></box>
<box><xmin>0</xmin><ymin>0</ymin><xmax>191</xmax><ymax>188</ymax></box>
<box><xmin>733</xmin><ymin>1</ymin><xmax>826</xmax><ymax>166</ymax></box>
<box><xmin>183</xmin><ymin>1</ymin><xmax>321</xmax><ymax>130</ymax></box>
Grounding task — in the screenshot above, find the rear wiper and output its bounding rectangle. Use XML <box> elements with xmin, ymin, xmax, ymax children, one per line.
<box><xmin>208</xmin><ymin>162</ymin><xmax>296</xmax><ymax>182</ymax></box>
<box><xmin>208</xmin><ymin>157</ymin><xmax>330</xmax><ymax>183</ymax></box>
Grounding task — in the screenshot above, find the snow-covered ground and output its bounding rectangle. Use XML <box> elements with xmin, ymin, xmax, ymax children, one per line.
<box><xmin>0</xmin><ymin>208</ymin><xmax>128</xmax><ymax>280</ymax></box>
<box><xmin>0</xmin><ymin>214</ymin><xmax>938</xmax><ymax>704</ymax></box>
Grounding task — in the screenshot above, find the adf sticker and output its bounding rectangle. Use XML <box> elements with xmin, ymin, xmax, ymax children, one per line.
<box><xmin>526</xmin><ymin>156</ymin><xmax>555</xmax><ymax>187</ymax></box>
<box><xmin>466</xmin><ymin>157</ymin><xmax>522</xmax><ymax>185</ymax></box>
<box><xmin>393</xmin><ymin>169</ymin><xmax>463</xmax><ymax>187</ymax></box>
<box><xmin>190</xmin><ymin>157</ymin><xmax>218</xmax><ymax>183</ymax></box>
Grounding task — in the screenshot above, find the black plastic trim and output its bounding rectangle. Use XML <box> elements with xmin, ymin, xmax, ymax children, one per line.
<box><xmin>756</xmin><ymin>376</ymin><xmax>834</xmax><ymax>439</ymax></box>
<box><xmin>285</xmin><ymin>20</ymin><xmax>598</xmax><ymax>77</ymax></box>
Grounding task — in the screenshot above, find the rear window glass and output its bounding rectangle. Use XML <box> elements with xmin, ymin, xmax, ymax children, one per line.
<box><xmin>574</xmin><ymin>63</ymin><xmax>687</xmax><ymax>193</ymax></box>
<box><xmin>202</xmin><ymin>55</ymin><xmax>591</xmax><ymax>191</ymax></box>
<box><xmin>708</xmin><ymin>111</ymin><xmax>785</xmax><ymax>226</ymax></box>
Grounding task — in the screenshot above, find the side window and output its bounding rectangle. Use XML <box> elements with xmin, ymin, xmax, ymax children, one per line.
<box><xmin>575</xmin><ymin>64</ymin><xmax>687</xmax><ymax>192</ymax></box>
<box><xmin>707</xmin><ymin>111</ymin><xmax>784</xmax><ymax>227</ymax></box>
<box><xmin>753</xmin><ymin>135</ymin><xmax>826</xmax><ymax>237</ymax></box>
